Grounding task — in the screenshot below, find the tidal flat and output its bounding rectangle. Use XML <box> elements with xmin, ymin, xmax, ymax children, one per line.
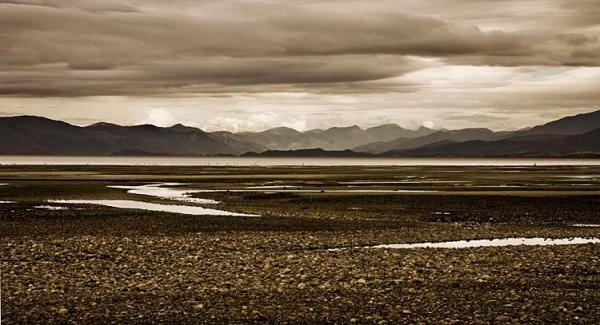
<box><xmin>1</xmin><ymin>164</ymin><xmax>600</xmax><ymax>323</ymax></box>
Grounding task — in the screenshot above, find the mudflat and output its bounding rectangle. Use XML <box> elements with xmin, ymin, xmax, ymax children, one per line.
<box><xmin>1</xmin><ymin>165</ymin><xmax>600</xmax><ymax>323</ymax></box>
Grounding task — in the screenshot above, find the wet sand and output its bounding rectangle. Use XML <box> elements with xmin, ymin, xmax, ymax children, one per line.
<box><xmin>1</xmin><ymin>165</ymin><xmax>599</xmax><ymax>323</ymax></box>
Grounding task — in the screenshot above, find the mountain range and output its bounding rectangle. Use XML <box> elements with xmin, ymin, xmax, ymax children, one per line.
<box><xmin>237</xmin><ymin>124</ymin><xmax>435</xmax><ymax>151</ymax></box>
<box><xmin>0</xmin><ymin>117</ymin><xmax>238</xmax><ymax>156</ymax></box>
<box><xmin>1</xmin><ymin>110</ymin><xmax>600</xmax><ymax>157</ymax></box>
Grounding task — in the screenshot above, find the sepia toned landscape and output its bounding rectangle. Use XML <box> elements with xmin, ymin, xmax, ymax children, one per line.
<box><xmin>2</xmin><ymin>0</ymin><xmax>600</xmax><ymax>323</ymax></box>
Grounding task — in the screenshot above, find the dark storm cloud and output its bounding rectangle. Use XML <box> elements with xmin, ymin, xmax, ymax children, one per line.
<box><xmin>0</xmin><ymin>0</ymin><xmax>138</xmax><ymax>12</ymax></box>
<box><xmin>561</xmin><ymin>0</ymin><xmax>600</xmax><ymax>27</ymax></box>
<box><xmin>0</xmin><ymin>55</ymin><xmax>421</xmax><ymax>97</ymax></box>
<box><xmin>0</xmin><ymin>0</ymin><xmax>599</xmax><ymax>97</ymax></box>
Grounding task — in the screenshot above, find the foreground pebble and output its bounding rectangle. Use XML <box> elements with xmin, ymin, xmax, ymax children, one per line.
<box><xmin>2</xmin><ymin>232</ymin><xmax>599</xmax><ymax>324</ymax></box>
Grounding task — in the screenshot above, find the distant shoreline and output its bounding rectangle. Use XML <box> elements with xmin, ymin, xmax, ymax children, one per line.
<box><xmin>2</xmin><ymin>153</ymin><xmax>600</xmax><ymax>158</ymax></box>
<box><xmin>2</xmin><ymin>155</ymin><xmax>600</xmax><ymax>167</ymax></box>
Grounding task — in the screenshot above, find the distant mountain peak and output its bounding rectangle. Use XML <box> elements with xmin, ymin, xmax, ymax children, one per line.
<box><xmin>526</xmin><ymin>109</ymin><xmax>600</xmax><ymax>136</ymax></box>
<box><xmin>258</xmin><ymin>126</ymin><xmax>302</xmax><ymax>136</ymax></box>
<box><xmin>328</xmin><ymin>125</ymin><xmax>362</xmax><ymax>131</ymax></box>
<box><xmin>0</xmin><ymin>115</ymin><xmax>240</xmax><ymax>156</ymax></box>
<box><xmin>1</xmin><ymin>115</ymin><xmax>76</xmax><ymax>128</ymax></box>
<box><xmin>168</xmin><ymin>123</ymin><xmax>200</xmax><ymax>132</ymax></box>
<box><xmin>270</xmin><ymin>126</ymin><xmax>298</xmax><ymax>131</ymax></box>
<box><xmin>366</xmin><ymin>123</ymin><xmax>403</xmax><ymax>131</ymax></box>
<box><xmin>8</xmin><ymin>115</ymin><xmax>49</xmax><ymax>120</ymax></box>
<box><xmin>88</xmin><ymin>122</ymin><xmax>119</xmax><ymax>128</ymax></box>
<box><xmin>445</xmin><ymin>128</ymin><xmax>493</xmax><ymax>134</ymax></box>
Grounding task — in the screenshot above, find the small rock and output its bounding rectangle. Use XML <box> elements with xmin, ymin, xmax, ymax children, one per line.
<box><xmin>495</xmin><ymin>315</ymin><xmax>510</xmax><ymax>322</ymax></box>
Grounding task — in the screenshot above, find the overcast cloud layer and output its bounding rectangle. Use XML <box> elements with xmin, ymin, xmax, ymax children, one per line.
<box><xmin>1</xmin><ymin>0</ymin><xmax>599</xmax><ymax>131</ymax></box>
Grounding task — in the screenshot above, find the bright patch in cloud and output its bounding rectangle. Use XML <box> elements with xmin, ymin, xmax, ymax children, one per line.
<box><xmin>139</xmin><ymin>109</ymin><xmax>176</xmax><ymax>127</ymax></box>
<box><xmin>201</xmin><ymin>113</ymin><xmax>308</xmax><ymax>133</ymax></box>
<box><xmin>422</xmin><ymin>120</ymin><xmax>435</xmax><ymax>129</ymax></box>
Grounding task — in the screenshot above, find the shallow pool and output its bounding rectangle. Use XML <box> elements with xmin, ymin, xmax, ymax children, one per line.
<box><xmin>49</xmin><ymin>199</ymin><xmax>259</xmax><ymax>217</ymax></box>
<box><xmin>367</xmin><ymin>237</ymin><xmax>600</xmax><ymax>249</ymax></box>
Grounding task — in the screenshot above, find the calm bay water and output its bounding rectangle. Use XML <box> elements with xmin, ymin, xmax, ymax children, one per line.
<box><xmin>1</xmin><ymin>155</ymin><xmax>600</xmax><ymax>166</ymax></box>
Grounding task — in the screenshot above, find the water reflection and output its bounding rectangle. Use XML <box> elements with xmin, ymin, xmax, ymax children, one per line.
<box><xmin>366</xmin><ymin>237</ymin><xmax>600</xmax><ymax>249</ymax></box>
<box><xmin>35</xmin><ymin>205</ymin><xmax>68</xmax><ymax>210</ymax></box>
<box><xmin>108</xmin><ymin>183</ymin><xmax>220</xmax><ymax>204</ymax></box>
<box><xmin>49</xmin><ymin>199</ymin><xmax>259</xmax><ymax>217</ymax></box>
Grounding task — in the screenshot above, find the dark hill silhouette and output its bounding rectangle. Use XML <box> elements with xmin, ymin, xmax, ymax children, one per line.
<box><xmin>242</xmin><ymin>148</ymin><xmax>373</xmax><ymax>158</ymax></box>
<box><xmin>0</xmin><ymin>116</ymin><xmax>110</xmax><ymax>155</ymax></box>
<box><xmin>387</xmin><ymin>128</ymin><xmax>600</xmax><ymax>157</ymax></box>
<box><xmin>524</xmin><ymin>110</ymin><xmax>600</xmax><ymax>136</ymax></box>
<box><xmin>355</xmin><ymin>128</ymin><xmax>504</xmax><ymax>154</ymax></box>
<box><xmin>2</xmin><ymin>109</ymin><xmax>600</xmax><ymax>157</ymax></box>
<box><xmin>0</xmin><ymin>116</ymin><xmax>240</xmax><ymax>155</ymax></box>
<box><xmin>365</xmin><ymin>124</ymin><xmax>434</xmax><ymax>142</ymax></box>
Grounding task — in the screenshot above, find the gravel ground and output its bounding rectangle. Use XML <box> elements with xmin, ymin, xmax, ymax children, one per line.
<box><xmin>1</xmin><ymin>166</ymin><xmax>600</xmax><ymax>323</ymax></box>
<box><xmin>2</xmin><ymin>232</ymin><xmax>600</xmax><ymax>324</ymax></box>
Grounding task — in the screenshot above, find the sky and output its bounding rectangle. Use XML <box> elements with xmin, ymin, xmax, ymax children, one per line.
<box><xmin>1</xmin><ymin>0</ymin><xmax>599</xmax><ymax>132</ymax></box>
